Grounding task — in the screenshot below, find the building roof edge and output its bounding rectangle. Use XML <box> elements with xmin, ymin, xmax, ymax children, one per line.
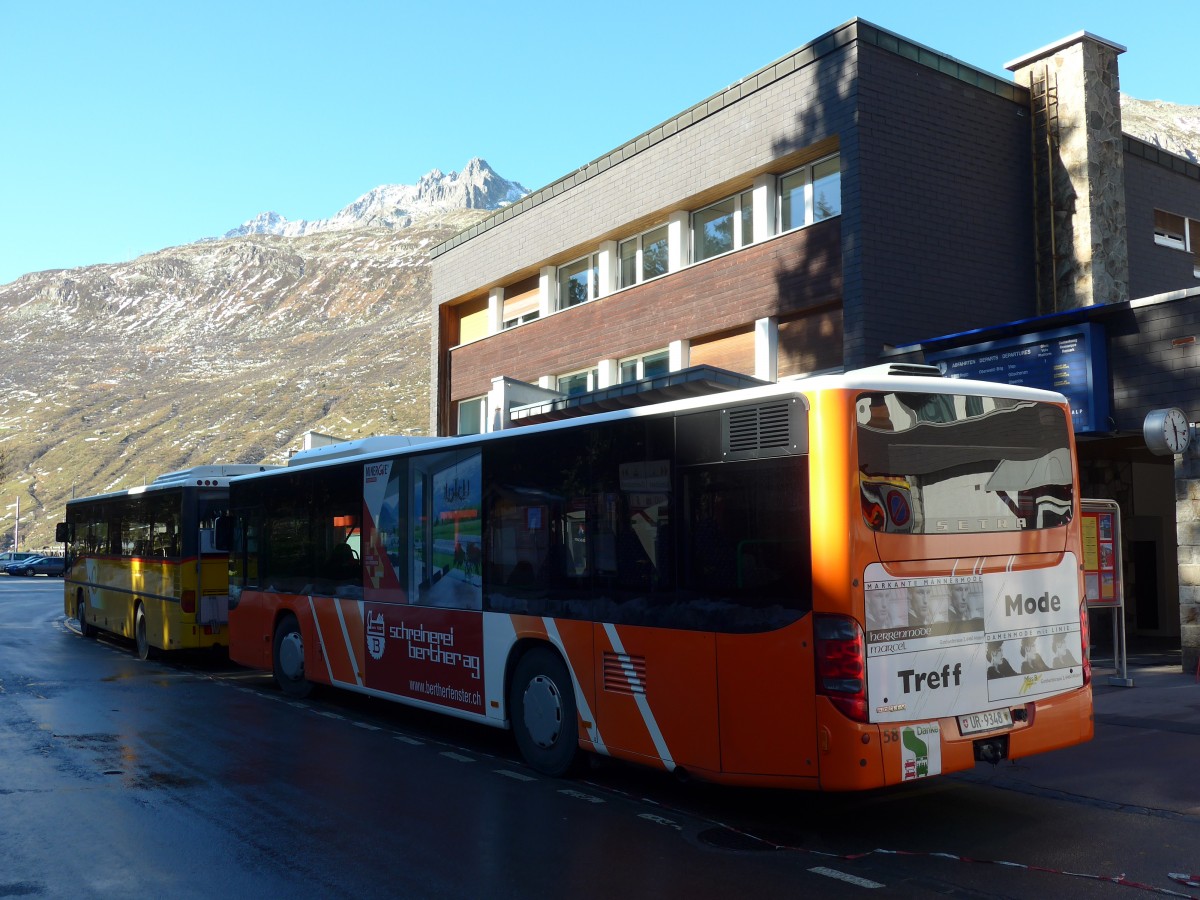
<box><xmin>431</xmin><ymin>18</ymin><xmax>1025</xmax><ymax>262</ymax></box>
<box><xmin>1004</xmin><ymin>31</ymin><xmax>1127</xmax><ymax>72</ymax></box>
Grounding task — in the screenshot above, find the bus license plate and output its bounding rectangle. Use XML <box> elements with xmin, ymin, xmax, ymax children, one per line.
<box><xmin>958</xmin><ymin>709</ymin><xmax>1012</xmax><ymax>735</ymax></box>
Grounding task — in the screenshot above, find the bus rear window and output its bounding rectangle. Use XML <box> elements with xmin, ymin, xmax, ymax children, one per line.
<box><xmin>856</xmin><ymin>392</ymin><xmax>1073</xmax><ymax>534</ymax></box>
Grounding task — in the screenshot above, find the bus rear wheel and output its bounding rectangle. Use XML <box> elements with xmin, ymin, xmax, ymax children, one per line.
<box><xmin>77</xmin><ymin>594</ymin><xmax>94</xmax><ymax>639</ymax></box>
<box><xmin>134</xmin><ymin>603</ymin><xmax>154</xmax><ymax>660</ymax></box>
<box><xmin>273</xmin><ymin>614</ymin><xmax>313</xmax><ymax>699</ymax></box>
<box><xmin>508</xmin><ymin>646</ymin><xmax>582</xmax><ymax>777</ymax></box>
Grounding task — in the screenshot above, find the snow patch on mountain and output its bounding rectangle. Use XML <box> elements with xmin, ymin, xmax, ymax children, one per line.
<box><xmin>224</xmin><ymin>158</ymin><xmax>527</xmax><ymax>239</ymax></box>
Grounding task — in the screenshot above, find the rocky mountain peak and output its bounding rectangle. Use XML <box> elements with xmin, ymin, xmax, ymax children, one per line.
<box><xmin>224</xmin><ymin>158</ymin><xmax>527</xmax><ymax>239</ymax></box>
<box><xmin>1121</xmin><ymin>95</ymin><xmax>1200</xmax><ymax>163</ymax></box>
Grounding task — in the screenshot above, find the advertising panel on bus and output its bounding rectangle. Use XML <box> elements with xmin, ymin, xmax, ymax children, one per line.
<box><xmin>864</xmin><ymin>556</ymin><xmax>1084</xmax><ymax>723</ymax></box>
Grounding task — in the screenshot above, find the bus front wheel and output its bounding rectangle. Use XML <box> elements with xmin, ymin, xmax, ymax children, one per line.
<box><xmin>508</xmin><ymin>646</ymin><xmax>582</xmax><ymax>777</ymax></box>
<box><xmin>273</xmin><ymin>614</ymin><xmax>313</xmax><ymax>699</ymax></box>
<box><xmin>134</xmin><ymin>603</ymin><xmax>154</xmax><ymax>660</ymax></box>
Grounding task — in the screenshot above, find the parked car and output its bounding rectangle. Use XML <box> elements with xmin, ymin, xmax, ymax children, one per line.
<box><xmin>3</xmin><ymin>556</ymin><xmax>66</xmax><ymax>577</ymax></box>
<box><xmin>0</xmin><ymin>551</ymin><xmax>39</xmax><ymax>569</ymax></box>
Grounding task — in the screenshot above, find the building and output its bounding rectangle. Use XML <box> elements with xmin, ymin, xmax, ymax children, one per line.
<box><xmin>429</xmin><ymin>19</ymin><xmax>1200</xmax><ymax>671</ymax></box>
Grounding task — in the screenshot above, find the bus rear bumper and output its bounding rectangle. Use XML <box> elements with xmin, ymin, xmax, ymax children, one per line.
<box><xmin>936</xmin><ymin>685</ymin><xmax>1094</xmax><ymax>777</ymax></box>
<box><xmin>815</xmin><ymin>686</ymin><xmax>1094</xmax><ymax>790</ymax></box>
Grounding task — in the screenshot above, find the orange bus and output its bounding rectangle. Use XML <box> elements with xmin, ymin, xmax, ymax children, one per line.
<box><xmin>224</xmin><ymin>365</ymin><xmax>1092</xmax><ymax>788</ymax></box>
<box><xmin>59</xmin><ymin>466</ymin><xmax>273</xmax><ymax>658</ymax></box>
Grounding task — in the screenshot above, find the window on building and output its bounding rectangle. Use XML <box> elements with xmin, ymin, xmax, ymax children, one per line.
<box><xmin>458</xmin><ymin>396</ymin><xmax>486</xmax><ymax>435</ymax></box>
<box><xmin>812</xmin><ymin>156</ymin><xmax>841</xmax><ymax>221</ymax></box>
<box><xmin>557</xmin><ymin>253</ymin><xmax>602</xmax><ymax>309</ymax></box>
<box><xmin>502</xmin><ymin>275</ymin><xmax>540</xmax><ymax>330</ymax></box>
<box><xmin>779</xmin><ymin>154</ymin><xmax>841</xmax><ymax>233</ymax></box>
<box><xmin>1154</xmin><ymin>210</ymin><xmax>1200</xmax><ymax>278</ymax></box>
<box><xmin>643</xmin><ymin>226</ymin><xmax>668</xmax><ymax>280</ymax></box>
<box><xmin>1192</xmin><ymin>221</ymin><xmax>1200</xmax><ymax>278</ymax></box>
<box><xmin>1154</xmin><ymin>210</ymin><xmax>1187</xmax><ymax>250</ymax></box>
<box><xmin>692</xmin><ymin>189</ymin><xmax>760</xmax><ymax>264</ymax></box>
<box><xmin>694</xmin><ymin>197</ymin><xmax>737</xmax><ymax>261</ymax></box>
<box><xmin>618</xmin><ymin>225</ymin><xmax>670</xmax><ymax>288</ymax></box>
<box><xmin>503</xmin><ymin>312</ymin><xmax>539</xmax><ymax>329</ymax></box>
<box><xmin>740</xmin><ymin>189</ymin><xmax>755</xmax><ymax>246</ymax></box>
<box><xmin>558</xmin><ymin>368</ymin><xmax>599</xmax><ymax>397</ymax></box>
<box><xmin>619</xmin><ymin>349</ymin><xmax>670</xmax><ymax>383</ymax></box>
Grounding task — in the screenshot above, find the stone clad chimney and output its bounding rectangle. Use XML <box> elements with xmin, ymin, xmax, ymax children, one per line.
<box><xmin>1007</xmin><ymin>33</ymin><xmax>1129</xmax><ymax>311</ymax></box>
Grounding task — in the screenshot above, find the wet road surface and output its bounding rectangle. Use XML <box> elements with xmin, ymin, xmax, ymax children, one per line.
<box><xmin>2</xmin><ymin>577</ymin><xmax>1197</xmax><ymax>898</ymax></box>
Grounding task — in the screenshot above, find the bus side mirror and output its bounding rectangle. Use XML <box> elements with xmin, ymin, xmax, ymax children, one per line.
<box><xmin>55</xmin><ymin>522</ymin><xmax>72</xmax><ymax>544</ymax></box>
<box><xmin>213</xmin><ymin>517</ymin><xmax>233</xmax><ymax>552</ymax></box>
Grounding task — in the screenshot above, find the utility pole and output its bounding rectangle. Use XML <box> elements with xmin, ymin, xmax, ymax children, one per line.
<box><xmin>13</xmin><ymin>495</ymin><xmax>18</xmax><ymax>550</ymax></box>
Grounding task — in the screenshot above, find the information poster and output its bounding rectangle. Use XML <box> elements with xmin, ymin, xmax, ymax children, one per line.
<box><xmin>1081</xmin><ymin>499</ymin><xmax>1122</xmax><ymax>608</ymax></box>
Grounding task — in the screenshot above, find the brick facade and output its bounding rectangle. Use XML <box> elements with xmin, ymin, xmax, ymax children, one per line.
<box><xmin>447</xmin><ymin>222</ymin><xmax>841</xmax><ymax>403</ymax></box>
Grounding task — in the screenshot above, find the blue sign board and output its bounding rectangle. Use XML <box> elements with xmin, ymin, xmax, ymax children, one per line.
<box><xmin>926</xmin><ymin>323</ymin><xmax>1110</xmax><ymax>434</ymax></box>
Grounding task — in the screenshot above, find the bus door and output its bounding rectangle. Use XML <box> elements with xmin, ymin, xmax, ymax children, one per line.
<box><xmin>681</xmin><ymin>452</ymin><xmax>817</xmax><ymax>779</ymax></box>
<box><xmin>590</xmin><ymin>477</ymin><xmax>722</xmax><ymax>775</ymax></box>
<box><xmin>197</xmin><ymin>492</ymin><xmax>230</xmax><ymax>629</ymax></box>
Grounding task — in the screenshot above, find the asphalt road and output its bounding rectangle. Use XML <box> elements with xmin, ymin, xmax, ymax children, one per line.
<box><xmin>2</xmin><ymin>575</ymin><xmax>1197</xmax><ymax>898</ymax></box>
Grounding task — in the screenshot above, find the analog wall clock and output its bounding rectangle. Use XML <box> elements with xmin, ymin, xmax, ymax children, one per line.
<box><xmin>1143</xmin><ymin>407</ymin><xmax>1191</xmax><ymax>455</ymax></box>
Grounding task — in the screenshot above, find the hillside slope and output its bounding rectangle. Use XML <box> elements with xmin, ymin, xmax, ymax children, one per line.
<box><xmin>0</xmin><ymin>209</ymin><xmax>489</xmax><ymax>551</ymax></box>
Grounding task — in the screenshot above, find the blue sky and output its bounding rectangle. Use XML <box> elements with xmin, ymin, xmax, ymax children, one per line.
<box><xmin>1</xmin><ymin>1</ymin><xmax>1195</xmax><ymax>287</ymax></box>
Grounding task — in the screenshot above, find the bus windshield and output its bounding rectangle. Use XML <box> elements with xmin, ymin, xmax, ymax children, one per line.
<box><xmin>856</xmin><ymin>392</ymin><xmax>1073</xmax><ymax>534</ymax></box>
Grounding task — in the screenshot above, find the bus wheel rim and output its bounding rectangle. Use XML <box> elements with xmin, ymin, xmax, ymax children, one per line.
<box><xmin>523</xmin><ymin>675</ymin><xmax>563</xmax><ymax>748</ymax></box>
<box><xmin>279</xmin><ymin>633</ymin><xmax>304</xmax><ymax>680</ymax></box>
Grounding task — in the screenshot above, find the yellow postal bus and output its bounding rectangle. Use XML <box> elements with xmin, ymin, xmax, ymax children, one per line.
<box><xmin>58</xmin><ymin>465</ymin><xmax>272</xmax><ymax>658</ymax></box>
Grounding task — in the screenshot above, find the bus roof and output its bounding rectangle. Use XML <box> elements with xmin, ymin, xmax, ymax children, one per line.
<box><xmin>151</xmin><ymin>465</ymin><xmax>279</xmax><ymax>486</ymax></box>
<box><xmin>228</xmin><ymin>364</ymin><xmax>1071</xmax><ymax>485</ymax></box>
<box><xmin>66</xmin><ymin>464</ymin><xmax>279</xmax><ymax>505</ymax></box>
<box><xmin>286</xmin><ymin>435</ymin><xmax>437</xmax><ymax>468</ymax></box>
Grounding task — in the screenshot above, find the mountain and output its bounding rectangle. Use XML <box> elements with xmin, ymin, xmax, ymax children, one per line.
<box><xmin>1121</xmin><ymin>95</ymin><xmax>1200</xmax><ymax>163</ymax></box>
<box><xmin>0</xmin><ymin>160</ymin><xmax>518</xmax><ymax>552</ymax></box>
<box><xmin>224</xmin><ymin>158</ymin><xmax>527</xmax><ymax>238</ymax></box>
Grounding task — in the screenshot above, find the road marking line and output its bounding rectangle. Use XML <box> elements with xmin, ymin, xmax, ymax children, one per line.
<box><xmin>558</xmin><ymin>789</ymin><xmax>605</xmax><ymax>804</ymax></box>
<box><xmin>495</xmin><ymin>769</ymin><xmax>536</xmax><ymax>782</ymax></box>
<box><xmin>638</xmin><ymin>813</ymin><xmax>682</xmax><ymax>831</ymax></box>
<box><xmin>393</xmin><ymin>735</ymin><xmax>423</xmax><ymax>746</ymax></box>
<box><xmin>441</xmin><ymin>752</ymin><xmax>475</xmax><ymax>763</ymax></box>
<box><xmin>808</xmin><ymin>867</ymin><xmax>885</xmax><ymax>889</ymax></box>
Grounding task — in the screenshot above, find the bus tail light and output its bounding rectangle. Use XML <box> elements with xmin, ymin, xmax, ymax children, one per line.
<box><xmin>181</xmin><ymin>590</ymin><xmax>196</xmax><ymax>614</ymax></box>
<box><xmin>1080</xmin><ymin>602</ymin><xmax>1091</xmax><ymax>687</ymax></box>
<box><xmin>815</xmin><ymin>614</ymin><xmax>868</xmax><ymax>722</ymax></box>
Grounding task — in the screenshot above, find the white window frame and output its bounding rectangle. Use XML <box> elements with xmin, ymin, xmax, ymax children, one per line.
<box><xmin>502</xmin><ymin>310</ymin><xmax>540</xmax><ymax>330</ymax></box>
<box><xmin>777</xmin><ymin>153</ymin><xmax>841</xmax><ymax>234</ymax></box>
<box><xmin>556</xmin><ymin>253</ymin><xmax>601</xmax><ymax>310</ymax></box>
<box><xmin>557</xmin><ymin>367</ymin><xmax>599</xmax><ymax>396</ymax></box>
<box><xmin>618</xmin><ymin>349</ymin><xmax>670</xmax><ymax>383</ymax></box>
<box><xmin>618</xmin><ymin>224</ymin><xmax>671</xmax><ymax>289</ymax></box>
<box><xmin>1154</xmin><ymin>210</ymin><xmax>1187</xmax><ymax>251</ymax></box>
<box><xmin>692</xmin><ymin>192</ymin><xmax>755</xmax><ymax>263</ymax></box>
<box><xmin>457</xmin><ymin>396</ymin><xmax>487</xmax><ymax>435</ymax></box>
<box><xmin>1153</xmin><ymin>211</ymin><xmax>1200</xmax><ymax>279</ymax></box>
